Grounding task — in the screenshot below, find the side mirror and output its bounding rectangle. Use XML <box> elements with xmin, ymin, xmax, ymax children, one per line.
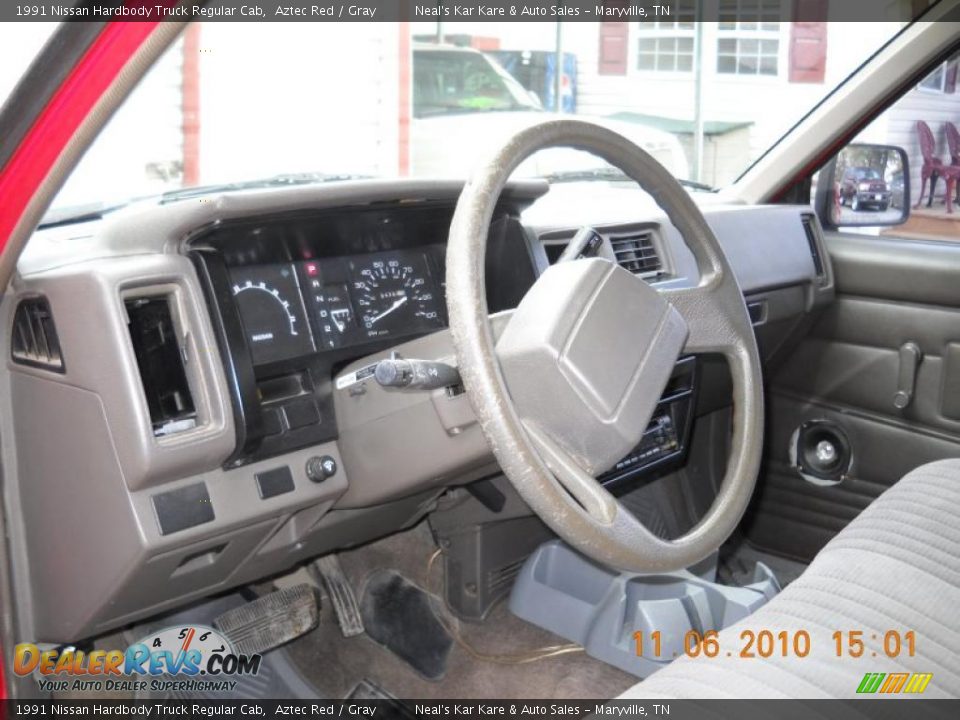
<box><xmin>816</xmin><ymin>143</ymin><xmax>910</xmax><ymax>229</ymax></box>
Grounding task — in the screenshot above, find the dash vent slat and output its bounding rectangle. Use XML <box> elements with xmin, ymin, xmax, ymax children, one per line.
<box><xmin>609</xmin><ymin>230</ymin><xmax>664</xmax><ymax>278</ymax></box>
<box><xmin>11</xmin><ymin>297</ymin><xmax>65</xmax><ymax>373</ymax></box>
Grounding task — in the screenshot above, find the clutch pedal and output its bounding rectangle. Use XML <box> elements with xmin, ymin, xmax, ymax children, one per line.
<box><xmin>213</xmin><ymin>583</ymin><xmax>318</xmax><ymax>655</ymax></box>
<box><xmin>311</xmin><ymin>553</ymin><xmax>365</xmax><ymax>637</ymax></box>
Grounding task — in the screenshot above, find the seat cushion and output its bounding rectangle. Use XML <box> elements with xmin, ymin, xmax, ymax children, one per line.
<box><xmin>621</xmin><ymin>459</ymin><xmax>960</xmax><ymax>699</ymax></box>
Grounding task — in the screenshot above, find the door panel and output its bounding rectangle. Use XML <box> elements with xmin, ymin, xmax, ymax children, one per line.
<box><xmin>744</xmin><ymin>232</ymin><xmax>960</xmax><ymax>560</ymax></box>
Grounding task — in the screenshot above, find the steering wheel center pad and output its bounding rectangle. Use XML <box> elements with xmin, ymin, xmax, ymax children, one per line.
<box><xmin>497</xmin><ymin>257</ymin><xmax>687</xmax><ymax>477</ymax></box>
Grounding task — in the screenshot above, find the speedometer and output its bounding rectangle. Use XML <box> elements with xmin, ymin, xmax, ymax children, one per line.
<box><xmin>349</xmin><ymin>253</ymin><xmax>444</xmax><ymax>341</ymax></box>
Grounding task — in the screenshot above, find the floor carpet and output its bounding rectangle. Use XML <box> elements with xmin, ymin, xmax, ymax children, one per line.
<box><xmin>284</xmin><ymin>522</ymin><xmax>638</xmax><ymax>699</ymax></box>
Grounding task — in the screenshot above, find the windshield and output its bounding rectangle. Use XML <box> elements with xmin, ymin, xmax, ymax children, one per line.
<box><xmin>0</xmin><ymin>12</ymin><xmax>910</xmax><ymax>218</ymax></box>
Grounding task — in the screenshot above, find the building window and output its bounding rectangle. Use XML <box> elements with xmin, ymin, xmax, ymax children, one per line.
<box><xmin>636</xmin><ymin>3</ymin><xmax>696</xmax><ymax>72</ymax></box>
<box><xmin>717</xmin><ymin>0</ymin><xmax>782</xmax><ymax>76</ymax></box>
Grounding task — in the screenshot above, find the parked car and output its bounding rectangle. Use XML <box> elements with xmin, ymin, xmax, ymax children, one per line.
<box><xmin>411</xmin><ymin>44</ymin><xmax>689</xmax><ymax>180</ymax></box>
<box><xmin>839</xmin><ymin>165</ymin><xmax>892</xmax><ymax>210</ymax></box>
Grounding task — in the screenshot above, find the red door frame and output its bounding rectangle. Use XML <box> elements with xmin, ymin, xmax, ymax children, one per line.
<box><xmin>0</xmin><ymin>22</ymin><xmax>164</xmax><ymax>258</ymax></box>
<box><xmin>0</xmin><ymin>20</ymin><xmax>170</xmax><ymax>697</ymax></box>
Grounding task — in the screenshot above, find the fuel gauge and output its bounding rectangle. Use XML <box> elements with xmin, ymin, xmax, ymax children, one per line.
<box><xmin>314</xmin><ymin>283</ymin><xmax>355</xmax><ymax>350</ymax></box>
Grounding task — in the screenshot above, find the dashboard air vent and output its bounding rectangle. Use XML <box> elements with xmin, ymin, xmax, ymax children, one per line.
<box><xmin>800</xmin><ymin>213</ymin><xmax>826</xmax><ymax>282</ymax></box>
<box><xmin>609</xmin><ymin>230</ymin><xmax>663</xmax><ymax>278</ymax></box>
<box><xmin>11</xmin><ymin>296</ymin><xmax>65</xmax><ymax>373</ymax></box>
<box><xmin>125</xmin><ymin>296</ymin><xmax>197</xmax><ymax>437</ymax></box>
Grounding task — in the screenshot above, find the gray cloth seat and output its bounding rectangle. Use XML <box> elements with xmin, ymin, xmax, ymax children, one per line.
<box><xmin>621</xmin><ymin>459</ymin><xmax>960</xmax><ymax>699</ymax></box>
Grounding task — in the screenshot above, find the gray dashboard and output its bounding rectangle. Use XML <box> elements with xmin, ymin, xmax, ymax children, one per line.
<box><xmin>1</xmin><ymin>179</ymin><xmax>832</xmax><ymax>643</ymax></box>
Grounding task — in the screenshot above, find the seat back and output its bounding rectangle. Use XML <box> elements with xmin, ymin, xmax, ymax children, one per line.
<box><xmin>916</xmin><ymin>120</ymin><xmax>937</xmax><ymax>161</ymax></box>
<box><xmin>946</xmin><ymin>122</ymin><xmax>960</xmax><ymax>164</ymax></box>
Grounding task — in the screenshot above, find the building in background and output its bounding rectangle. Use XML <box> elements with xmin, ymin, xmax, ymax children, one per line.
<box><xmin>3</xmin><ymin>11</ymin><xmax>944</xmax><ymax>208</ymax></box>
<box><xmin>413</xmin><ymin>7</ymin><xmax>901</xmax><ymax>187</ymax></box>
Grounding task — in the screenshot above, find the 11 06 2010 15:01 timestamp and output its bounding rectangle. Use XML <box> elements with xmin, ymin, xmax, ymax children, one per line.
<box><xmin>633</xmin><ymin>629</ymin><xmax>917</xmax><ymax>659</ymax></box>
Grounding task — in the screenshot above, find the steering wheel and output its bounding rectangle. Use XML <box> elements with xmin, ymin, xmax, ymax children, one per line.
<box><xmin>446</xmin><ymin>120</ymin><xmax>763</xmax><ymax>573</ymax></box>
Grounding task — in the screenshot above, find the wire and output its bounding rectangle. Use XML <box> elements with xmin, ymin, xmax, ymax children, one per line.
<box><xmin>424</xmin><ymin>547</ymin><xmax>584</xmax><ymax>665</ymax></box>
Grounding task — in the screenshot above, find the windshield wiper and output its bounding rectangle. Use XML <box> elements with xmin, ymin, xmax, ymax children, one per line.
<box><xmin>677</xmin><ymin>178</ymin><xmax>716</xmax><ymax>192</ymax></box>
<box><xmin>545</xmin><ymin>168</ymin><xmax>715</xmax><ymax>192</ymax></box>
<box><xmin>544</xmin><ymin>167</ymin><xmax>633</xmax><ymax>183</ymax></box>
<box><xmin>160</xmin><ymin>171</ymin><xmax>371</xmax><ymax>203</ymax></box>
<box><xmin>544</xmin><ymin>166</ymin><xmax>716</xmax><ymax>192</ymax></box>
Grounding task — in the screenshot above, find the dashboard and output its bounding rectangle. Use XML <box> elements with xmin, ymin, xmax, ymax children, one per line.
<box><xmin>5</xmin><ymin>178</ymin><xmax>833</xmax><ymax>643</ymax></box>
<box><xmin>189</xmin><ymin>192</ymin><xmax>537</xmax><ymax>468</ymax></box>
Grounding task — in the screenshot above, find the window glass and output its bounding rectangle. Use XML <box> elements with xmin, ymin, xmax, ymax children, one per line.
<box><xmin>0</xmin><ymin>12</ymin><xmax>909</xmax><ymax>217</ymax></box>
<box><xmin>813</xmin><ymin>58</ymin><xmax>960</xmax><ymax>245</ymax></box>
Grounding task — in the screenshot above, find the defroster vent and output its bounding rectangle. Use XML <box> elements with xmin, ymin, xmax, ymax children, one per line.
<box><xmin>11</xmin><ymin>296</ymin><xmax>64</xmax><ymax>373</ymax></box>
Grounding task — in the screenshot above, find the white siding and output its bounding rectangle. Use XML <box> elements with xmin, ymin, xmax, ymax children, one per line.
<box><xmin>859</xmin><ymin>84</ymin><xmax>960</xmax><ymax>202</ymax></box>
<box><xmin>571</xmin><ymin>22</ymin><xmax>902</xmax><ymax>180</ymax></box>
<box><xmin>410</xmin><ymin>20</ymin><xmax>902</xmax><ymax>185</ymax></box>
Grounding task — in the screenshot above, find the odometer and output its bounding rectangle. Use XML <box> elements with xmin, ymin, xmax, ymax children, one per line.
<box><xmin>348</xmin><ymin>252</ymin><xmax>444</xmax><ymax>342</ymax></box>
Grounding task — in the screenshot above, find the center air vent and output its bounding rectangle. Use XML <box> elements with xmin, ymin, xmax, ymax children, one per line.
<box><xmin>125</xmin><ymin>295</ymin><xmax>197</xmax><ymax>437</ymax></box>
<box><xmin>11</xmin><ymin>296</ymin><xmax>64</xmax><ymax>373</ymax></box>
<box><xmin>609</xmin><ymin>230</ymin><xmax>663</xmax><ymax>278</ymax></box>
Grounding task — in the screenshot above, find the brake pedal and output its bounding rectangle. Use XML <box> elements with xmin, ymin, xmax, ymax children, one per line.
<box><xmin>213</xmin><ymin>583</ymin><xmax>318</xmax><ymax>655</ymax></box>
<box><xmin>312</xmin><ymin>554</ymin><xmax>365</xmax><ymax>637</ymax></box>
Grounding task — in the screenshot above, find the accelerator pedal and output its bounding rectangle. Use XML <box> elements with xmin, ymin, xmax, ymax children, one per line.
<box><xmin>213</xmin><ymin>583</ymin><xmax>318</xmax><ymax>655</ymax></box>
<box><xmin>311</xmin><ymin>553</ymin><xmax>365</xmax><ymax>637</ymax></box>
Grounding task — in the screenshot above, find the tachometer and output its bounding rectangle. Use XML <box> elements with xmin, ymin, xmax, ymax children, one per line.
<box><xmin>231</xmin><ymin>263</ymin><xmax>315</xmax><ymax>365</ymax></box>
<box><xmin>349</xmin><ymin>253</ymin><xmax>444</xmax><ymax>341</ymax></box>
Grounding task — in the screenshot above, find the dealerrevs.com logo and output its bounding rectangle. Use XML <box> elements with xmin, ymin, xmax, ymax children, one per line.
<box><xmin>13</xmin><ymin>625</ymin><xmax>261</xmax><ymax>694</ymax></box>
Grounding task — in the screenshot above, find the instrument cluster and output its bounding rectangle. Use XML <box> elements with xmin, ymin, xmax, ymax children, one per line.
<box><xmin>229</xmin><ymin>246</ymin><xmax>447</xmax><ymax>365</ymax></box>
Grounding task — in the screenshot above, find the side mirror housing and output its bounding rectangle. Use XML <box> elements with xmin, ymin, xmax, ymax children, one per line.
<box><xmin>816</xmin><ymin>143</ymin><xmax>910</xmax><ymax>229</ymax></box>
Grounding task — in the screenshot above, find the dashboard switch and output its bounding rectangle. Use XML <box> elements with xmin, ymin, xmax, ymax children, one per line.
<box><xmin>306</xmin><ymin>455</ymin><xmax>337</xmax><ymax>483</ymax></box>
<box><xmin>256</xmin><ymin>466</ymin><xmax>294</xmax><ymax>499</ymax></box>
<box><xmin>283</xmin><ymin>399</ymin><xmax>321</xmax><ymax>429</ymax></box>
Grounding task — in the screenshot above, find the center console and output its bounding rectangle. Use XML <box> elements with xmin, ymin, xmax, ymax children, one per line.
<box><xmin>510</xmin><ymin>540</ymin><xmax>780</xmax><ymax>678</ymax></box>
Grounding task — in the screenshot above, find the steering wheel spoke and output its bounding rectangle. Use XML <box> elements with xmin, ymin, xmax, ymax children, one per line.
<box><xmin>522</xmin><ymin>419</ymin><xmax>617</xmax><ymax>525</ymax></box>
<box><xmin>662</xmin><ymin>282</ymin><xmax>742</xmax><ymax>354</ymax></box>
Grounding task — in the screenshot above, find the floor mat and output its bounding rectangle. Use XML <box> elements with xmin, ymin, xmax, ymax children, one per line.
<box><xmin>285</xmin><ymin>522</ymin><xmax>637</xmax><ymax>699</ymax></box>
<box><xmin>360</xmin><ymin>570</ymin><xmax>453</xmax><ymax>681</ymax></box>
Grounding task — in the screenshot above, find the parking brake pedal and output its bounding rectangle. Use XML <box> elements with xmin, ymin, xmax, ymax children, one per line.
<box><xmin>213</xmin><ymin>583</ymin><xmax>318</xmax><ymax>655</ymax></box>
<box><xmin>311</xmin><ymin>554</ymin><xmax>365</xmax><ymax>637</ymax></box>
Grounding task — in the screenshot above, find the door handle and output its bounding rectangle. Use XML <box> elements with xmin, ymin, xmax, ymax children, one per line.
<box><xmin>894</xmin><ymin>342</ymin><xmax>923</xmax><ymax>410</ymax></box>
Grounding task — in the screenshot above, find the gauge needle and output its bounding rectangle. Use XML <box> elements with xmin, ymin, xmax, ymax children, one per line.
<box><xmin>368</xmin><ymin>296</ymin><xmax>408</xmax><ymax>325</ymax></box>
